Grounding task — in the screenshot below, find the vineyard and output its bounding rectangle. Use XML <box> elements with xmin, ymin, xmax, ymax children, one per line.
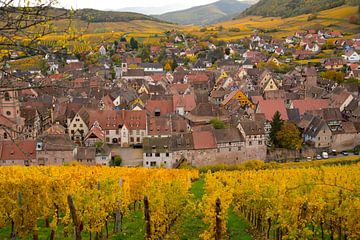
<box><xmin>0</xmin><ymin>163</ymin><xmax>359</xmax><ymax>239</ymax></box>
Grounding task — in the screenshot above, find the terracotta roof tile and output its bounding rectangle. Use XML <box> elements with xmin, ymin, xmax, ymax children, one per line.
<box><xmin>192</xmin><ymin>130</ymin><xmax>216</xmax><ymax>150</ymax></box>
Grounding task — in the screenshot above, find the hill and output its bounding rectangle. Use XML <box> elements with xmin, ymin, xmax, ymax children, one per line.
<box><xmin>75</xmin><ymin>8</ymin><xmax>162</xmax><ymax>23</ymax></box>
<box><xmin>156</xmin><ymin>0</ymin><xmax>252</xmax><ymax>25</ymax></box>
<box><xmin>242</xmin><ymin>0</ymin><xmax>360</xmax><ymax>18</ymax></box>
<box><xmin>186</xmin><ymin>5</ymin><xmax>359</xmax><ymax>40</ymax></box>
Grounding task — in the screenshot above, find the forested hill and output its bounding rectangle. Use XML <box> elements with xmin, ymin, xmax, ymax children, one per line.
<box><xmin>75</xmin><ymin>9</ymin><xmax>162</xmax><ymax>23</ymax></box>
<box><xmin>242</xmin><ymin>0</ymin><xmax>360</xmax><ymax>18</ymax></box>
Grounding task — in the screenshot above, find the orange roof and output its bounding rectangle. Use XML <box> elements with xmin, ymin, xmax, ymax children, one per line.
<box><xmin>192</xmin><ymin>131</ymin><xmax>216</xmax><ymax>150</ymax></box>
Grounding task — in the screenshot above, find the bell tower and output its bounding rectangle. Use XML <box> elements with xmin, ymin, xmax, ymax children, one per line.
<box><xmin>0</xmin><ymin>88</ymin><xmax>21</xmax><ymax>122</ymax></box>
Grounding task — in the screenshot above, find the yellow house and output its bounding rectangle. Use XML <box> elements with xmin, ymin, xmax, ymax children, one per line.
<box><xmin>221</xmin><ymin>90</ymin><xmax>254</xmax><ymax>108</ymax></box>
<box><xmin>129</xmin><ymin>98</ymin><xmax>145</xmax><ymax>110</ymax></box>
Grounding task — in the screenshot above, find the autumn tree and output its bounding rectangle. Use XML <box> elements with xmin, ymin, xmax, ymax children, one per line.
<box><xmin>269</xmin><ymin>111</ymin><xmax>284</xmax><ymax>147</ymax></box>
<box><xmin>164</xmin><ymin>62</ymin><xmax>172</xmax><ymax>72</ymax></box>
<box><xmin>276</xmin><ymin>122</ymin><xmax>303</xmax><ymax>150</ymax></box>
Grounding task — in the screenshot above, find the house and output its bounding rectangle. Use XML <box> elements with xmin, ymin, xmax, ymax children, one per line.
<box><xmin>173</xmin><ymin>94</ymin><xmax>197</xmax><ymax>116</ymax></box>
<box><xmin>291</xmin><ymin>99</ymin><xmax>330</xmax><ymax>116</ymax></box>
<box><xmin>148</xmin><ymin>115</ymin><xmax>189</xmax><ymax>137</ymax></box>
<box><xmin>185</xmin><ymin>102</ymin><xmax>230</xmax><ymax>126</ymax></box>
<box><xmin>254</xmin><ymin>98</ymin><xmax>288</xmax><ymax>121</ymax></box>
<box><xmin>221</xmin><ymin>90</ymin><xmax>253</xmax><ymax>108</ymax></box>
<box><xmin>342</xmin><ymin>50</ymin><xmax>360</xmax><ymax>63</ymax></box>
<box><xmin>305</xmin><ymin>43</ymin><xmax>320</xmax><ymax>52</ymax></box>
<box><xmin>36</xmin><ymin>133</ymin><xmax>76</xmax><ymax>165</ymax></box>
<box><xmin>140</xmin><ymin>63</ymin><xmax>164</xmax><ymax>72</ymax></box>
<box><xmin>237</xmin><ymin>121</ymin><xmax>266</xmax><ymax>160</ymax></box>
<box><xmin>99</xmin><ymin>45</ymin><xmax>107</xmax><ymax>56</ymax></box>
<box><xmin>304</xmin><ymin>116</ymin><xmax>332</xmax><ymax>149</ymax></box>
<box><xmin>331</xmin><ymin>122</ymin><xmax>359</xmax><ymax>151</ymax></box>
<box><xmin>69</xmin><ymin>109</ymin><xmax>147</xmax><ymax>147</ymax></box>
<box><xmin>0</xmin><ymin>140</ymin><xmax>36</xmax><ymax>166</ymax></box>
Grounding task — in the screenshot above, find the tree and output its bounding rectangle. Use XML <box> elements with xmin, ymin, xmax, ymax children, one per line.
<box><xmin>171</xmin><ymin>56</ymin><xmax>178</xmax><ymax>71</ymax></box>
<box><xmin>137</xmin><ymin>45</ymin><xmax>150</xmax><ymax>62</ymax></box>
<box><xmin>210</xmin><ymin>118</ymin><xmax>226</xmax><ymax>129</ymax></box>
<box><xmin>164</xmin><ymin>62</ymin><xmax>172</xmax><ymax>72</ymax></box>
<box><xmin>270</xmin><ymin>111</ymin><xmax>284</xmax><ymax>147</ymax></box>
<box><xmin>130</xmin><ymin>37</ymin><xmax>138</xmax><ymax>50</ymax></box>
<box><xmin>276</xmin><ymin>122</ymin><xmax>303</xmax><ymax>150</ymax></box>
<box><xmin>111</xmin><ymin>156</ymin><xmax>122</xmax><ymax>166</ymax></box>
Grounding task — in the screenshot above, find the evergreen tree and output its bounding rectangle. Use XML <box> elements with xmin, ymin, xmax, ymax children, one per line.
<box><xmin>270</xmin><ymin>111</ymin><xmax>284</xmax><ymax>147</ymax></box>
<box><xmin>130</xmin><ymin>37</ymin><xmax>138</xmax><ymax>50</ymax></box>
<box><xmin>171</xmin><ymin>55</ymin><xmax>178</xmax><ymax>71</ymax></box>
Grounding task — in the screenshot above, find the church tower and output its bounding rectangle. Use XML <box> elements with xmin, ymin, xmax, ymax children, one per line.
<box><xmin>0</xmin><ymin>89</ymin><xmax>21</xmax><ymax>123</ymax></box>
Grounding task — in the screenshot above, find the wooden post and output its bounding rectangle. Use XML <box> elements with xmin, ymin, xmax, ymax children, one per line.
<box><xmin>215</xmin><ymin>198</ymin><xmax>222</xmax><ymax>240</ymax></box>
<box><xmin>144</xmin><ymin>196</ymin><xmax>151</xmax><ymax>239</ymax></box>
<box><xmin>67</xmin><ymin>195</ymin><xmax>82</xmax><ymax>240</ymax></box>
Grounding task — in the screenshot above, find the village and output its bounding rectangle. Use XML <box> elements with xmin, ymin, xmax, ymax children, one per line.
<box><xmin>0</xmin><ymin>29</ymin><xmax>359</xmax><ymax>168</ymax></box>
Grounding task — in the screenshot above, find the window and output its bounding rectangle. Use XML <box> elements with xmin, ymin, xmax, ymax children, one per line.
<box><xmin>146</xmin><ymin>153</ymin><xmax>152</xmax><ymax>157</ymax></box>
<box><xmin>155</xmin><ymin>153</ymin><xmax>160</xmax><ymax>157</ymax></box>
<box><xmin>106</xmin><ymin>137</ymin><xmax>110</xmax><ymax>142</ymax></box>
<box><xmin>150</xmin><ymin>162</ymin><xmax>156</xmax><ymax>167</ymax></box>
<box><xmin>238</xmin><ymin>147</ymin><xmax>241</xmax><ymax>151</ymax></box>
<box><xmin>80</xmin><ymin>124</ymin><xmax>83</xmax><ymax>127</ymax></box>
<box><xmin>71</xmin><ymin>130</ymin><xmax>75</xmax><ymax>134</ymax></box>
<box><xmin>6</xmin><ymin>111</ymin><xmax>11</xmax><ymax>116</ymax></box>
<box><xmin>166</xmin><ymin>153</ymin><xmax>170</xmax><ymax>157</ymax></box>
<box><xmin>249</xmin><ymin>141</ymin><xmax>252</xmax><ymax>146</ymax></box>
<box><xmin>258</xmin><ymin>141</ymin><xmax>262</xmax><ymax>145</ymax></box>
<box><xmin>229</xmin><ymin>148</ymin><xmax>231</xmax><ymax>152</ymax></box>
<box><xmin>130</xmin><ymin>137</ymin><xmax>134</xmax><ymax>142</ymax></box>
<box><xmin>3</xmin><ymin>133</ymin><xmax>7</xmax><ymax>139</ymax></box>
<box><xmin>146</xmin><ymin>161</ymin><xmax>149</xmax><ymax>165</ymax></box>
<box><xmin>106</xmin><ymin>130</ymin><xmax>109</xmax><ymax>135</ymax></box>
<box><xmin>73</xmin><ymin>124</ymin><xmax>77</xmax><ymax>127</ymax></box>
<box><xmin>4</xmin><ymin>92</ymin><xmax>10</xmax><ymax>101</ymax></box>
<box><xmin>136</xmin><ymin>137</ymin><xmax>140</xmax><ymax>142</ymax></box>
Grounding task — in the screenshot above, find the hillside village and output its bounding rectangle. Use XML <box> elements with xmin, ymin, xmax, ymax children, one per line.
<box><xmin>0</xmin><ymin>27</ymin><xmax>359</xmax><ymax>168</ymax></box>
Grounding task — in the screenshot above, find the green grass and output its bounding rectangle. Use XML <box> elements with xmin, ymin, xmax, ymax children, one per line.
<box><xmin>227</xmin><ymin>206</ymin><xmax>252</xmax><ymax>240</ymax></box>
<box><xmin>110</xmin><ymin>210</ymin><xmax>145</xmax><ymax>240</ymax></box>
<box><xmin>191</xmin><ymin>177</ymin><xmax>205</xmax><ymax>200</ymax></box>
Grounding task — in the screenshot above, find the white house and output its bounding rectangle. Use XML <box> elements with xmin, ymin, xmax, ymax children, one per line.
<box><xmin>342</xmin><ymin>50</ymin><xmax>360</xmax><ymax>63</ymax></box>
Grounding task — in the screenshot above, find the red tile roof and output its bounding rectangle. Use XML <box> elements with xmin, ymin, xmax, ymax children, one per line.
<box><xmin>187</xmin><ymin>73</ymin><xmax>210</xmax><ymax>83</ymax></box>
<box><xmin>293</xmin><ymin>99</ymin><xmax>330</xmax><ymax>115</ymax></box>
<box><xmin>0</xmin><ymin>140</ymin><xmax>36</xmax><ymax>161</ymax></box>
<box><xmin>87</xmin><ymin>110</ymin><xmax>147</xmax><ymax>130</ymax></box>
<box><xmin>256</xmin><ymin>99</ymin><xmax>288</xmax><ymax>121</ymax></box>
<box><xmin>192</xmin><ymin>131</ymin><xmax>216</xmax><ymax>150</ymax></box>
<box><xmin>146</xmin><ymin>99</ymin><xmax>174</xmax><ymax>116</ymax></box>
<box><xmin>173</xmin><ymin>94</ymin><xmax>196</xmax><ymax>112</ymax></box>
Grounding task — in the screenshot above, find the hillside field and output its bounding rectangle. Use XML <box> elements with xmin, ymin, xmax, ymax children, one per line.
<box><xmin>187</xmin><ymin>5</ymin><xmax>360</xmax><ymax>40</ymax></box>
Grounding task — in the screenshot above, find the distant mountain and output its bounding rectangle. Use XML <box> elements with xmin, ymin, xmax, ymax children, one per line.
<box><xmin>75</xmin><ymin>9</ymin><xmax>162</xmax><ymax>23</ymax></box>
<box><xmin>116</xmin><ymin>4</ymin><xmax>188</xmax><ymax>15</ymax></box>
<box><xmin>242</xmin><ymin>0</ymin><xmax>360</xmax><ymax>18</ymax></box>
<box><xmin>156</xmin><ymin>0</ymin><xmax>252</xmax><ymax>25</ymax></box>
